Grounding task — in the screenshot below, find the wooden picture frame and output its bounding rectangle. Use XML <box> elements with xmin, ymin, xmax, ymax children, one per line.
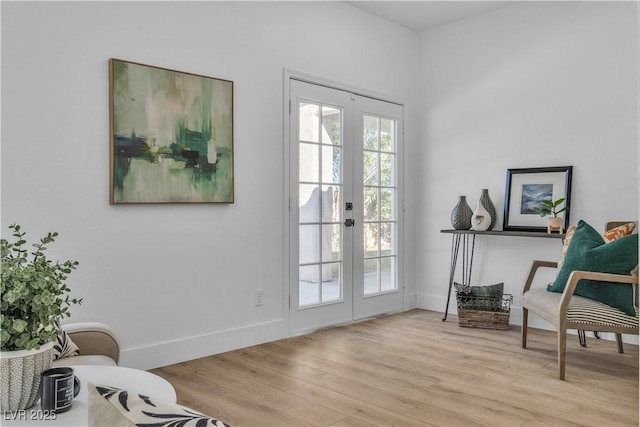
<box><xmin>109</xmin><ymin>59</ymin><xmax>234</xmax><ymax>204</ymax></box>
<box><xmin>503</xmin><ymin>166</ymin><xmax>572</xmax><ymax>232</ymax></box>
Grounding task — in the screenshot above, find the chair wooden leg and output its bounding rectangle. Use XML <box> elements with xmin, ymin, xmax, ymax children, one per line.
<box><xmin>616</xmin><ymin>334</ymin><xmax>624</xmax><ymax>353</ymax></box>
<box><xmin>558</xmin><ymin>327</ymin><xmax>567</xmax><ymax>380</ymax></box>
<box><xmin>521</xmin><ymin>307</ymin><xmax>528</xmax><ymax>349</ymax></box>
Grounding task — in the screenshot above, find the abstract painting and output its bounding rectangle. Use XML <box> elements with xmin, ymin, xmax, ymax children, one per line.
<box><xmin>503</xmin><ymin>166</ymin><xmax>572</xmax><ymax>232</ymax></box>
<box><xmin>109</xmin><ymin>59</ymin><xmax>233</xmax><ymax>204</ymax></box>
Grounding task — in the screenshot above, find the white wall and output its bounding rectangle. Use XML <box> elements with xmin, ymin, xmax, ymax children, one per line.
<box><xmin>1</xmin><ymin>1</ymin><xmax>418</xmax><ymax>369</ymax></box>
<box><xmin>3</xmin><ymin>1</ymin><xmax>637</xmax><ymax>369</ymax></box>
<box><xmin>416</xmin><ymin>1</ymin><xmax>638</xmax><ymax>341</ymax></box>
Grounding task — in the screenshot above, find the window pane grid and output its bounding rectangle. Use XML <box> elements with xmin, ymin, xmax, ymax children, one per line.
<box><xmin>362</xmin><ymin>114</ymin><xmax>398</xmax><ymax>295</ymax></box>
<box><xmin>298</xmin><ymin>101</ymin><xmax>344</xmax><ymax>307</ymax></box>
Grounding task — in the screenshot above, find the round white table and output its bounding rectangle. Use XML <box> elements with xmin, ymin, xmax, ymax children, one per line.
<box><xmin>2</xmin><ymin>365</ymin><xmax>177</xmax><ymax>426</ymax></box>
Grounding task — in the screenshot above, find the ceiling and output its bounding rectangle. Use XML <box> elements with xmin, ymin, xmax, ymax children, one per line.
<box><xmin>346</xmin><ymin>1</ymin><xmax>522</xmax><ymax>32</ymax></box>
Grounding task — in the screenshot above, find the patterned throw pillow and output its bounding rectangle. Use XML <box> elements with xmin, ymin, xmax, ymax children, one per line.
<box><xmin>556</xmin><ymin>225</ymin><xmax>576</xmax><ymax>272</ymax></box>
<box><xmin>453</xmin><ymin>282</ymin><xmax>471</xmax><ymax>295</ymax></box>
<box><xmin>456</xmin><ymin>283</ymin><xmax>504</xmax><ymax>311</ymax></box>
<box><xmin>603</xmin><ymin>222</ymin><xmax>636</xmax><ymax>242</ymax></box>
<box><xmin>53</xmin><ymin>325</ymin><xmax>80</xmax><ymax>360</ymax></box>
<box><xmin>557</xmin><ymin>222</ymin><xmax>635</xmax><ymax>272</ymax></box>
<box><xmin>88</xmin><ymin>382</ymin><xmax>231</xmax><ymax>427</ymax></box>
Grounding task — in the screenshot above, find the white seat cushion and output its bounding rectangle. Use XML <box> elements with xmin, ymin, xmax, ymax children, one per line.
<box><xmin>53</xmin><ymin>355</ymin><xmax>117</xmax><ymax>367</ymax></box>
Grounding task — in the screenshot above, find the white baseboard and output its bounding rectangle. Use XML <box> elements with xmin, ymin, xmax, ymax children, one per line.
<box><xmin>119</xmin><ymin>318</ymin><xmax>289</xmax><ymax>370</ymax></box>
<box><xmin>121</xmin><ymin>293</ymin><xmax>420</xmax><ymax>370</ymax></box>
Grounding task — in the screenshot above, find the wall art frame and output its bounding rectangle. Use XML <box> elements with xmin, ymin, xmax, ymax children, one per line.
<box><xmin>109</xmin><ymin>58</ymin><xmax>234</xmax><ymax>204</ymax></box>
<box><xmin>503</xmin><ymin>166</ymin><xmax>572</xmax><ymax>232</ymax></box>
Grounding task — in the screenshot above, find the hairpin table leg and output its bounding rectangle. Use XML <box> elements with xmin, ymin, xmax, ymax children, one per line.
<box><xmin>443</xmin><ymin>233</ymin><xmax>475</xmax><ymax>321</ymax></box>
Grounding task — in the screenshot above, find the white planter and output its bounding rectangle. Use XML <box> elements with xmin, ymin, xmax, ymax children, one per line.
<box><xmin>0</xmin><ymin>341</ymin><xmax>54</xmax><ymax>412</ymax></box>
<box><xmin>547</xmin><ymin>217</ymin><xmax>564</xmax><ymax>234</ymax></box>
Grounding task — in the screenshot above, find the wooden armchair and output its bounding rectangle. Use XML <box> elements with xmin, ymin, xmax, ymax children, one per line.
<box><xmin>521</xmin><ymin>222</ymin><xmax>639</xmax><ymax>380</ymax></box>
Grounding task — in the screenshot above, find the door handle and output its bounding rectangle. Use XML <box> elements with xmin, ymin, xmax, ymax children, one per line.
<box><xmin>344</xmin><ymin>219</ymin><xmax>355</xmax><ymax>227</ymax></box>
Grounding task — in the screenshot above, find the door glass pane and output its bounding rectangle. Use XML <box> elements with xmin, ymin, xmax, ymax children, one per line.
<box><xmin>299</xmin><ymin>103</ymin><xmax>319</xmax><ymax>142</ymax></box>
<box><xmin>299</xmin><ymin>265</ymin><xmax>320</xmax><ymax>306</ymax></box>
<box><xmin>380</xmin><ymin>153</ymin><xmax>394</xmax><ymax>186</ymax></box>
<box><xmin>363</xmin><ymin>151</ymin><xmax>379</xmax><ymax>185</ymax></box>
<box><xmin>363</xmin><ymin>187</ymin><xmax>378</xmax><ymax>221</ymax></box>
<box><xmin>322</xmin><ymin>224</ymin><xmax>341</xmax><ymax>262</ymax></box>
<box><xmin>364</xmin><ymin>259</ymin><xmax>379</xmax><ymax>295</ymax></box>
<box><xmin>364</xmin><ymin>223</ymin><xmax>379</xmax><ymax>256</ymax></box>
<box><xmin>323</xmin><ymin>185</ymin><xmax>341</xmax><ymax>222</ymax></box>
<box><xmin>380</xmin><ymin>188</ymin><xmax>394</xmax><ymax>221</ymax></box>
<box><xmin>380</xmin><ymin>223</ymin><xmax>394</xmax><ymax>255</ymax></box>
<box><xmin>299</xmin><ymin>184</ymin><xmax>320</xmax><ymax>223</ymax></box>
<box><xmin>322</xmin><ymin>106</ymin><xmax>341</xmax><ymax>145</ymax></box>
<box><xmin>299</xmin><ymin>143</ymin><xmax>319</xmax><ymax>182</ymax></box>
<box><xmin>322</xmin><ymin>145</ymin><xmax>341</xmax><ymax>184</ymax></box>
<box><xmin>322</xmin><ymin>263</ymin><xmax>341</xmax><ymax>302</ymax></box>
<box><xmin>380</xmin><ymin>257</ymin><xmax>395</xmax><ymax>292</ymax></box>
<box><xmin>363</xmin><ymin>116</ymin><xmax>379</xmax><ymax>150</ymax></box>
<box><xmin>299</xmin><ymin>224</ymin><xmax>319</xmax><ymax>264</ymax></box>
<box><xmin>380</xmin><ymin>119</ymin><xmax>395</xmax><ymax>152</ymax></box>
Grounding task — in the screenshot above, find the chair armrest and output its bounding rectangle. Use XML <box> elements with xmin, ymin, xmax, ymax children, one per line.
<box><xmin>559</xmin><ymin>271</ymin><xmax>639</xmax><ymax>318</ymax></box>
<box><xmin>62</xmin><ymin>322</ymin><xmax>120</xmax><ymax>364</ymax></box>
<box><xmin>523</xmin><ymin>260</ymin><xmax>558</xmax><ymax>294</ymax></box>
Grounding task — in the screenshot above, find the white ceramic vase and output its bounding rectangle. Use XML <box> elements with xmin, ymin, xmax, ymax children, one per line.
<box><xmin>0</xmin><ymin>341</ymin><xmax>54</xmax><ymax>412</ymax></box>
<box><xmin>470</xmin><ymin>201</ymin><xmax>491</xmax><ymax>231</ymax></box>
<box><xmin>479</xmin><ymin>189</ymin><xmax>497</xmax><ymax>230</ymax></box>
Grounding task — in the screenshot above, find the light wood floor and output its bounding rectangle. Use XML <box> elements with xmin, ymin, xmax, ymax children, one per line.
<box><xmin>151</xmin><ymin>309</ymin><xmax>639</xmax><ymax>426</ymax></box>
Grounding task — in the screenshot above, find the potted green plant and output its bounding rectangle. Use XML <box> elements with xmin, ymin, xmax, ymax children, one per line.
<box><xmin>538</xmin><ymin>198</ymin><xmax>567</xmax><ymax>234</ymax></box>
<box><xmin>1</xmin><ymin>224</ymin><xmax>82</xmax><ymax>411</ymax></box>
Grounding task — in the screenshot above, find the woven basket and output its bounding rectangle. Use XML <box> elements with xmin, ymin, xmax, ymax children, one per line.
<box><xmin>456</xmin><ymin>294</ymin><xmax>512</xmax><ymax>330</ymax></box>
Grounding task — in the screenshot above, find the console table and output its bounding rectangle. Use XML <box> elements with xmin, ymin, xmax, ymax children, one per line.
<box><xmin>440</xmin><ymin>229</ymin><xmax>564</xmax><ymax>321</ymax></box>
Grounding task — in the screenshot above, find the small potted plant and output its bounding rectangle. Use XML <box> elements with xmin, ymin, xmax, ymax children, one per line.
<box><xmin>539</xmin><ymin>198</ymin><xmax>567</xmax><ymax>234</ymax></box>
<box><xmin>0</xmin><ymin>224</ymin><xmax>82</xmax><ymax>411</ymax></box>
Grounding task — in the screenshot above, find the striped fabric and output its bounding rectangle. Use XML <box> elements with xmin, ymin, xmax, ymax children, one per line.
<box><xmin>524</xmin><ymin>288</ymin><xmax>639</xmax><ymax>330</ymax></box>
<box><xmin>566</xmin><ymin>297</ymin><xmax>639</xmax><ymax>329</ymax></box>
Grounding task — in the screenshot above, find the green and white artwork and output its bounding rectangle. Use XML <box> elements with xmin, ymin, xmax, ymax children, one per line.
<box><xmin>109</xmin><ymin>59</ymin><xmax>233</xmax><ymax>203</ymax></box>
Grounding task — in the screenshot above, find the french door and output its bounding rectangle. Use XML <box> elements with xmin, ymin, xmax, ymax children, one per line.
<box><xmin>289</xmin><ymin>79</ymin><xmax>404</xmax><ymax>334</ymax></box>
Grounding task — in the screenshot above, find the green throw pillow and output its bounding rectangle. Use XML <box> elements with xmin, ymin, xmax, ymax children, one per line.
<box><xmin>456</xmin><ymin>283</ymin><xmax>504</xmax><ymax>311</ymax></box>
<box><xmin>470</xmin><ymin>283</ymin><xmax>503</xmax><ymax>299</ymax></box>
<box><xmin>547</xmin><ymin>220</ymin><xmax>638</xmax><ymax>316</ymax></box>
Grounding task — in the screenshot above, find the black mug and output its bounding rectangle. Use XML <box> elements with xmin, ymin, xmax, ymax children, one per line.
<box><xmin>40</xmin><ymin>367</ymin><xmax>81</xmax><ymax>413</ymax></box>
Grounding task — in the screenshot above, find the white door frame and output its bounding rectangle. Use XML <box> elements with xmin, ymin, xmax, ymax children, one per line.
<box><xmin>283</xmin><ymin>68</ymin><xmax>406</xmax><ymax>335</ymax></box>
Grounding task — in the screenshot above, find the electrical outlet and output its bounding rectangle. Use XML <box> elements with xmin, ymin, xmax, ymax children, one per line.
<box><xmin>255</xmin><ymin>289</ymin><xmax>264</xmax><ymax>306</ymax></box>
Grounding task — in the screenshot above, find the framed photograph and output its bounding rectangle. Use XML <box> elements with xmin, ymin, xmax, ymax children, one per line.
<box><xmin>503</xmin><ymin>166</ymin><xmax>572</xmax><ymax>232</ymax></box>
<box><xmin>109</xmin><ymin>59</ymin><xmax>234</xmax><ymax>204</ymax></box>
